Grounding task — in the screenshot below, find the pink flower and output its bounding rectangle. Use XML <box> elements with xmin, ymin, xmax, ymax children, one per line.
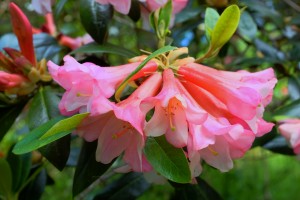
<box><xmin>178</xmin><ymin>63</ymin><xmax>277</xmax><ymax>136</ymax></box>
<box><xmin>143</xmin><ymin>69</ymin><xmax>207</xmax><ymax>148</ymax></box>
<box><xmin>278</xmin><ymin>119</ymin><xmax>300</xmax><ymax>154</ymax></box>
<box><xmin>76</xmin><ymin>73</ymin><xmax>162</xmax><ymax>172</ymax></box>
<box><xmin>47</xmin><ymin>55</ymin><xmax>158</xmax><ymax>115</ymax></box>
<box><xmin>31</xmin><ymin>0</ymin><xmax>55</xmax><ymax>15</ymax></box>
<box><xmin>96</xmin><ymin>0</ymin><xmax>131</xmax><ymax>14</ymax></box>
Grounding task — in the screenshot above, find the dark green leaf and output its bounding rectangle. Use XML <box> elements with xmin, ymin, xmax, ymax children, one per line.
<box><xmin>73</xmin><ymin>140</ymin><xmax>113</xmax><ymax>197</ymax></box>
<box><xmin>27</xmin><ymin>86</ymin><xmax>70</xmax><ymax>171</ymax></box>
<box><xmin>70</xmin><ymin>42</ymin><xmax>138</xmax><ymax>58</ymax></box>
<box><xmin>54</xmin><ymin>0</ymin><xmax>69</xmax><ymax>17</ymax></box>
<box><xmin>144</xmin><ymin>136</ymin><xmax>191</xmax><ymax>183</ymax></box>
<box><xmin>27</xmin><ymin>86</ymin><xmax>60</xmax><ymax>130</ymax></box>
<box><xmin>94</xmin><ymin>172</ymin><xmax>150</xmax><ymax>200</ymax></box>
<box><xmin>13</xmin><ymin>113</ymin><xmax>89</xmax><ymax>154</ymax></box>
<box><xmin>253</xmin><ymin>38</ymin><xmax>285</xmax><ymax>60</ymax></box>
<box><xmin>205</xmin><ymin>8</ymin><xmax>220</xmax><ymax>42</ymax></box>
<box><xmin>238</xmin><ymin>11</ymin><xmax>257</xmax><ymax>41</ymax></box>
<box><xmin>0</xmin><ymin>158</ymin><xmax>13</xmax><ymax>199</ymax></box>
<box><xmin>19</xmin><ymin>167</ymin><xmax>47</xmax><ymax>200</ymax></box>
<box><xmin>6</xmin><ymin>148</ymin><xmax>31</xmax><ymax>193</ymax></box>
<box><xmin>252</xmin><ymin>127</ymin><xmax>278</xmax><ymax>148</ymax></box>
<box><xmin>80</xmin><ymin>0</ymin><xmax>113</xmax><ymax>44</ymax></box>
<box><xmin>170</xmin><ymin>177</ymin><xmax>223</xmax><ymax>200</ymax></box>
<box><xmin>263</xmin><ymin>136</ymin><xmax>294</xmax><ymax>155</ymax></box>
<box><xmin>33</xmin><ymin>33</ymin><xmax>62</xmax><ymax>61</ymax></box>
<box><xmin>0</xmin><ymin>101</ymin><xmax>26</xmax><ymax>142</ymax></box>
<box><xmin>288</xmin><ymin>76</ymin><xmax>300</xmax><ymax>100</ymax></box>
<box><xmin>273</xmin><ymin>99</ymin><xmax>300</xmax><ymax>120</ymax></box>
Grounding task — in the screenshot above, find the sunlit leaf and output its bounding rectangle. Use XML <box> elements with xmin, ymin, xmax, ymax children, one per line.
<box><xmin>13</xmin><ymin>113</ymin><xmax>89</xmax><ymax>154</ymax></box>
<box><xmin>144</xmin><ymin>136</ymin><xmax>191</xmax><ymax>183</ymax></box>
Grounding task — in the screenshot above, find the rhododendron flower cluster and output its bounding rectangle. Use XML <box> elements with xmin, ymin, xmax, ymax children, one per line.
<box><xmin>278</xmin><ymin>119</ymin><xmax>300</xmax><ymax>154</ymax></box>
<box><xmin>48</xmin><ymin>47</ymin><xmax>277</xmax><ymax>179</ymax></box>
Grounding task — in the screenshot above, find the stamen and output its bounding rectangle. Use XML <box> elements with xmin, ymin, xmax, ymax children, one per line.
<box><xmin>167</xmin><ymin>98</ymin><xmax>177</xmax><ymax>131</ymax></box>
<box><xmin>208</xmin><ymin>146</ymin><xmax>219</xmax><ymax>156</ymax></box>
<box><xmin>112</xmin><ymin>128</ymin><xmax>128</xmax><ymax>139</ymax></box>
<box><xmin>76</xmin><ymin>93</ymin><xmax>90</xmax><ymax>97</ymax></box>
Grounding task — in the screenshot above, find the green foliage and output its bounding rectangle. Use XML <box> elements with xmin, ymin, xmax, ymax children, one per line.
<box><xmin>144</xmin><ymin>136</ymin><xmax>191</xmax><ymax>183</ymax></box>
<box><xmin>13</xmin><ymin>113</ymin><xmax>89</xmax><ymax>154</ymax></box>
<box><xmin>0</xmin><ymin>158</ymin><xmax>13</xmax><ymax>199</ymax></box>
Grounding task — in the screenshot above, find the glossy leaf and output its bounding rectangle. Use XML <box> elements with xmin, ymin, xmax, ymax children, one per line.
<box><xmin>0</xmin><ymin>159</ymin><xmax>13</xmax><ymax>199</ymax></box>
<box><xmin>33</xmin><ymin>33</ymin><xmax>62</xmax><ymax>61</ymax></box>
<box><xmin>13</xmin><ymin>113</ymin><xmax>89</xmax><ymax>154</ymax></box>
<box><xmin>288</xmin><ymin>76</ymin><xmax>300</xmax><ymax>100</ymax></box>
<box><xmin>70</xmin><ymin>42</ymin><xmax>138</xmax><ymax>58</ymax></box>
<box><xmin>80</xmin><ymin>0</ymin><xmax>113</xmax><ymax>44</ymax></box>
<box><xmin>115</xmin><ymin>45</ymin><xmax>177</xmax><ymax>101</ymax></box>
<box><xmin>263</xmin><ymin>136</ymin><xmax>294</xmax><ymax>155</ymax></box>
<box><xmin>73</xmin><ymin>140</ymin><xmax>112</xmax><ymax>197</ymax></box>
<box><xmin>27</xmin><ymin>86</ymin><xmax>60</xmax><ymax>130</ymax></box>
<box><xmin>144</xmin><ymin>136</ymin><xmax>191</xmax><ymax>183</ymax></box>
<box><xmin>210</xmin><ymin>5</ymin><xmax>240</xmax><ymax>50</ymax></box>
<box><xmin>0</xmin><ymin>101</ymin><xmax>27</xmax><ymax>142</ymax></box>
<box><xmin>27</xmin><ymin>86</ymin><xmax>70</xmax><ymax>171</ymax></box>
<box><xmin>238</xmin><ymin>11</ymin><xmax>257</xmax><ymax>41</ymax></box>
<box><xmin>19</xmin><ymin>167</ymin><xmax>47</xmax><ymax>200</ymax></box>
<box><xmin>94</xmin><ymin>172</ymin><xmax>150</xmax><ymax>200</ymax></box>
<box><xmin>6</xmin><ymin>149</ymin><xmax>32</xmax><ymax>193</ymax></box>
<box><xmin>273</xmin><ymin>99</ymin><xmax>300</xmax><ymax>120</ymax></box>
<box><xmin>205</xmin><ymin>8</ymin><xmax>220</xmax><ymax>41</ymax></box>
<box><xmin>170</xmin><ymin>177</ymin><xmax>223</xmax><ymax>200</ymax></box>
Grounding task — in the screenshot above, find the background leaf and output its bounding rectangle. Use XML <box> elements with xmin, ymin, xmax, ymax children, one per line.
<box><xmin>238</xmin><ymin>11</ymin><xmax>257</xmax><ymax>41</ymax></box>
<box><xmin>273</xmin><ymin>99</ymin><xmax>300</xmax><ymax>120</ymax></box>
<box><xmin>94</xmin><ymin>172</ymin><xmax>150</xmax><ymax>200</ymax></box>
<box><xmin>288</xmin><ymin>76</ymin><xmax>300</xmax><ymax>100</ymax></box>
<box><xmin>0</xmin><ymin>101</ymin><xmax>27</xmax><ymax>142</ymax></box>
<box><xmin>204</xmin><ymin>7</ymin><xmax>219</xmax><ymax>42</ymax></box>
<box><xmin>33</xmin><ymin>33</ymin><xmax>62</xmax><ymax>61</ymax></box>
<box><xmin>144</xmin><ymin>136</ymin><xmax>191</xmax><ymax>183</ymax></box>
<box><xmin>73</xmin><ymin>140</ymin><xmax>113</xmax><ymax>197</ymax></box>
<box><xmin>70</xmin><ymin>42</ymin><xmax>138</xmax><ymax>58</ymax></box>
<box><xmin>0</xmin><ymin>158</ymin><xmax>13</xmax><ymax>199</ymax></box>
<box><xmin>80</xmin><ymin>0</ymin><xmax>113</xmax><ymax>44</ymax></box>
<box><xmin>170</xmin><ymin>177</ymin><xmax>223</xmax><ymax>200</ymax></box>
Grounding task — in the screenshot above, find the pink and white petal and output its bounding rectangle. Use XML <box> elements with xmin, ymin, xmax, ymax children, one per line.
<box><xmin>189</xmin><ymin>124</ymin><xmax>215</xmax><ymax>150</ymax></box>
<box><xmin>144</xmin><ymin>105</ymin><xmax>169</xmax><ymax>137</ymax></box>
<box><xmin>201</xmin><ymin>137</ymin><xmax>233</xmax><ymax>172</ymax></box>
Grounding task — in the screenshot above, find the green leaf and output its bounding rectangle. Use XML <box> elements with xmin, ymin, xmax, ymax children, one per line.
<box><xmin>27</xmin><ymin>86</ymin><xmax>70</xmax><ymax>171</ymax></box>
<box><xmin>273</xmin><ymin>99</ymin><xmax>300</xmax><ymax>120</ymax></box>
<box><xmin>170</xmin><ymin>177</ymin><xmax>223</xmax><ymax>200</ymax></box>
<box><xmin>33</xmin><ymin>33</ymin><xmax>62</xmax><ymax>61</ymax></box>
<box><xmin>54</xmin><ymin>0</ymin><xmax>69</xmax><ymax>17</ymax></box>
<box><xmin>94</xmin><ymin>172</ymin><xmax>150</xmax><ymax>200</ymax></box>
<box><xmin>288</xmin><ymin>76</ymin><xmax>300</xmax><ymax>100</ymax></box>
<box><xmin>73</xmin><ymin>140</ymin><xmax>113</xmax><ymax>197</ymax></box>
<box><xmin>158</xmin><ymin>0</ymin><xmax>173</xmax><ymax>34</ymax></box>
<box><xmin>263</xmin><ymin>136</ymin><xmax>294</xmax><ymax>155</ymax></box>
<box><xmin>13</xmin><ymin>113</ymin><xmax>89</xmax><ymax>154</ymax></box>
<box><xmin>238</xmin><ymin>11</ymin><xmax>257</xmax><ymax>41</ymax></box>
<box><xmin>80</xmin><ymin>0</ymin><xmax>113</xmax><ymax>44</ymax></box>
<box><xmin>144</xmin><ymin>136</ymin><xmax>191</xmax><ymax>183</ymax></box>
<box><xmin>204</xmin><ymin>8</ymin><xmax>220</xmax><ymax>42</ymax></box>
<box><xmin>0</xmin><ymin>159</ymin><xmax>13</xmax><ymax>199</ymax></box>
<box><xmin>70</xmin><ymin>42</ymin><xmax>138</xmax><ymax>58</ymax></box>
<box><xmin>210</xmin><ymin>5</ymin><xmax>240</xmax><ymax>50</ymax></box>
<box><xmin>0</xmin><ymin>101</ymin><xmax>27</xmax><ymax>142</ymax></box>
<box><xmin>115</xmin><ymin>45</ymin><xmax>177</xmax><ymax>101</ymax></box>
<box><xmin>28</xmin><ymin>86</ymin><xmax>60</xmax><ymax>130</ymax></box>
<box><xmin>6</xmin><ymin>148</ymin><xmax>31</xmax><ymax>193</ymax></box>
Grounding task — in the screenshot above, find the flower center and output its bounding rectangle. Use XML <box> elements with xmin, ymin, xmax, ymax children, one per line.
<box><xmin>208</xmin><ymin>146</ymin><xmax>219</xmax><ymax>156</ymax></box>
